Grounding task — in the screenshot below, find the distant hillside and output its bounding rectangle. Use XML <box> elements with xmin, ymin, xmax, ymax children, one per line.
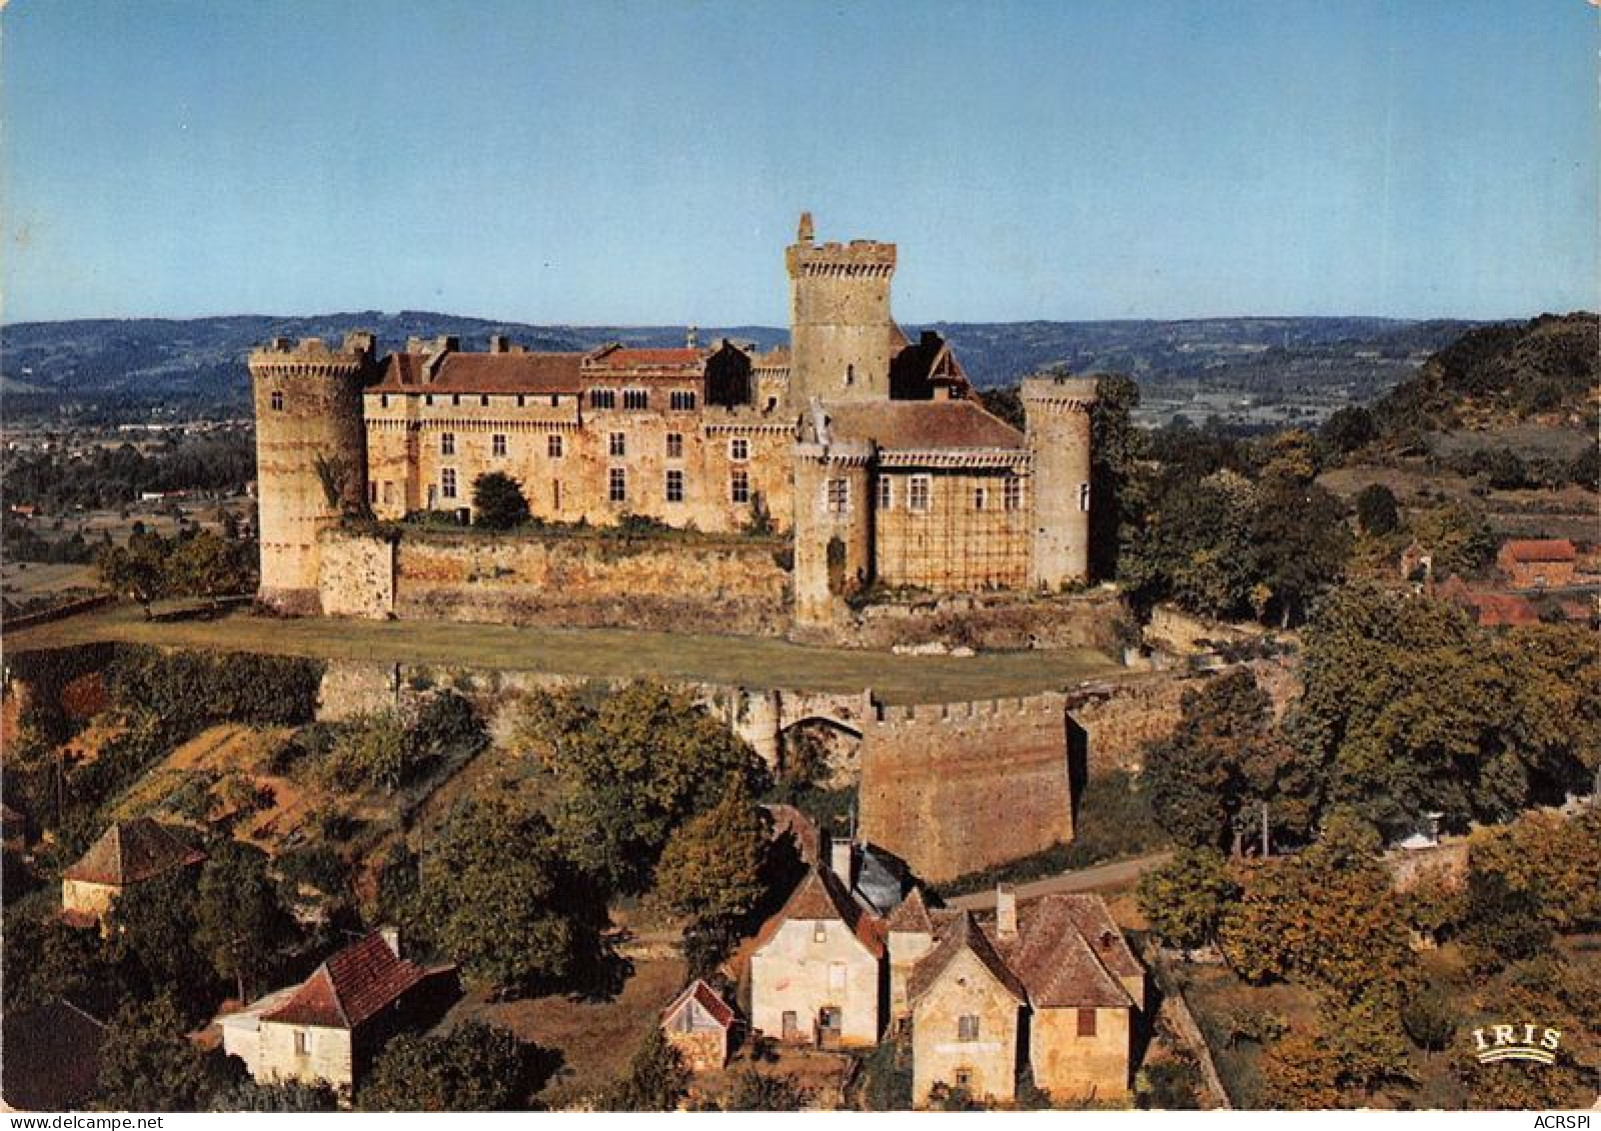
<box><xmin>1373</xmin><ymin>312</ymin><xmax>1599</xmax><ymax>438</ymax></box>
<box><xmin>2</xmin><ymin>312</ymin><xmax>1483</xmax><ymax>424</ymax></box>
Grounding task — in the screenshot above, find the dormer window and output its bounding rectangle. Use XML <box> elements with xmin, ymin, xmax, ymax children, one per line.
<box><xmin>813</xmin><ymin>922</ymin><xmax>827</xmax><ymax>943</ymax></box>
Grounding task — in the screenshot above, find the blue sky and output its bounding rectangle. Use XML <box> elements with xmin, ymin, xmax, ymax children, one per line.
<box><xmin>3</xmin><ymin>0</ymin><xmax>1596</xmax><ymax>324</ymax></box>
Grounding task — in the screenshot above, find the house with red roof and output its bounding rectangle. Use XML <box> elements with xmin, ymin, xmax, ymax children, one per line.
<box><xmin>1497</xmin><ymin>538</ymin><xmax>1577</xmax><ymax>590</ymax></box>
<box><xmin>218</xmin><ymin>932</ymin><xmax>457</xmax><ymax>1093</ymax></box>
<box><xmin>60</xmin><ymin>818</ymin><xmax>206</xmax><ymax>927</ymax></box>
<box><xmin>660</xmin><ymin>979</ymin><xmax>737</xmax><ymax>1072</ymax></box>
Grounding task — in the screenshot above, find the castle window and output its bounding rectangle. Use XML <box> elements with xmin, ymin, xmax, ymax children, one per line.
<box><xmin>908</xmin><ymin>475</ymin><xmax>931</xmax><ymax>513</ymax></box>
<box><xmin>666</xmin><ymin>469</ymin><xmax>684</xmax><ymax>503</ymax></box>
<box><xmin>547</xmin><ymin>433</ymin><xmax>564</xmax><ymax>458</ymax></box>
<box><xmin>1004</xmin><ymin>477</ymin><xmax>1023</xmax><ymax>511</ymax></box>
<box><xmin>1079</xmin><ymin>482</ymin><xmax>1091</xmax><ymax>512</ymax></box>
<box><xmin>973</xmin><ymin>486</ymin><xmax>988</xmax><ymax>512</ymax></box>
<box><xmin>380</xmin><ymin>394</ymin><xmax>389</xmax><ymax>408</ymax></box>
<box><xmin>877</xmin><ymin>478</ymin><xmax>892</xmax><ymax>511</ymax></box>
<box><xmin>425</xmin><ymin>394</ymin><xmax>434</xmax><ymax>406</ymax></box>
<box><xmin>958</xmin><ymin>1015</ymin><xmax>980</xmax><ymax>1042</ymax></box>
<box><xmin>590</xmin><ymin>389</ymin><xmax>616</xmax><ymax>409</ymax></box>
<box><xmin>517</xmin><ymin>394</ymin><xmax>526</xmax><ymax>408</ymax></box>
<box><xmin>269</xmin><ymin>390</ymin><xmax>284</xmax><ymax>412</ymax></box>
<box><xmin>730</xmin><ymin>469</ymin><xmax>750</xmax><ymax>504</ymax></box>
<box><xmin>441</xmin><ymin>469</ymin><xmax>457</xmax><ymax>499</ymax></box>
<box><xmin>1077</xmin><ymin>1008</ymin><xmax>1097</xmax><ymax>1037</ymax></box>
<box><xmin>440</xmin><ymin>433</ymin><xmax>455</xmax><ymax>456</ymax></box>
<box><xmin>492</xmin><ymin>433</ymin><xmax>507</xmax><ymax>458</ymax></box>
<box><xmin>553</xmin><ymin>480</ymin><xmax>563</xmax><ymax>509</ymax></box>
<box><xmin>550</xmin><ymin>394</ymin><xmax>560</xmax><ymax>407</ymax></box>
<box><xmin>368</xmin><ymin>482</ymin><xmax>378</xmax><ymax>504</ymax></box>
<box><xmin>480</xmin><ymin>394</ymin><xmax>490</xmax><ymax>407</ymax></box>
<box><xmin>609</xmin><ymin>467</ymin><xmax>627</xmax><ymax>503</ymax></box>
<box><xmin>729</xmin><ymin>437</ymin><xmax>750</xmax><ymax>463</ymax></box>
<box><xmin>609</xmin><ymin>432</ymin><xmax>626</xmax><ymax>457</ymax></box>
<box><xmin>665</xmin><ymin>432</ymin><xmax>684</xmax><ymax>460</ymax></box>
<box><xmin>383</xmin><ymin>481</ymin><xmax>393</xmax><ymax>505</ymax></box>
<box><xmin>825</xmin><ymin>478</ymin><xmax>850</xmax><ymax>516</ymax></box>
<box><xmin>623</xmin><ymin>389</ymin><xmax>648</xmax><ymax>410</ymax></box>
<box><xmin>845</xmin><ymin>364</ymin><xmax>855</xmax><ymax>387</ymax></box>
<box><xmin>670</xmin><ymin>390</ymin><xmax>697</xmax><ymax>411</ymax></box>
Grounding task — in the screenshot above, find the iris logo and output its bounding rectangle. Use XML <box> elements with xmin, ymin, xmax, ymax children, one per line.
<box><xmin>1472</xmin><ymin>1023</ymin><xmax>1561</xmax><ymax>1065</ymax></box>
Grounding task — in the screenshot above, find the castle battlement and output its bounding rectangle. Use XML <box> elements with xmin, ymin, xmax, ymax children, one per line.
<box><xmin>871</xmin><ymin>691</ymin><xmax>1067</xmax><ymax>726</ymax></box>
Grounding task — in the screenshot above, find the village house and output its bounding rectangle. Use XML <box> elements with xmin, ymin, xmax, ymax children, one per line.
<box><xmin>218</xmin><ymin>932</ymin><xmax>457</xmax><ymax>1093</ymax></box>
<box><xmin>60</xmin><ymin>818</ymin><xmax>207</xmax><ymax>927</ymax></box>
<box><xmin>660</xmin><ymin>979</ymin><xmax>738</xmax><ymax>1072</ymax></box>
<box><xmin>1496</xmin><ymin>538</ymin><xmax>1577</xmax><ymax>590</ymax></box>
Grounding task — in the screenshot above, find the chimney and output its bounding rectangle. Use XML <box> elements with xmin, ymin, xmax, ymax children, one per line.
<box><xmin>996</xmin><ymin>885</ymin><xmax>1018</xmax><ymax>939</ymax></box>
<box><xmin>829</xmin><ymin>835</ymin><xmax>855</xmax><ymax>888</ymax></box>
<box><xmin>489</xmin><ymin>334</ymin><xmax>509</xmax><ymax>354</ymax></box>
<box><xmin>686</xmin><ymin>325</ymin><xmax>699</xmax><ymax>349</ymax></box>
<box><xmin>379</xmin><ymin>925</ymin><xmax>401</xmax><ymax>958</ymax></box>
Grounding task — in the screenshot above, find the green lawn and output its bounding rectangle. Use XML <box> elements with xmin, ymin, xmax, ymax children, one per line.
<box><xmin>5</xmin><ymin>601</ymin><xmax>1126</xmax><ymax>703</ymax></box>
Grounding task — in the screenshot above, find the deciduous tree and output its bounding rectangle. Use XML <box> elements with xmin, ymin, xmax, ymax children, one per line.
<box><xmin>359</xmin><ymin>1022</ymin><xmax>545</xmax><ymax>1111</ymax></box>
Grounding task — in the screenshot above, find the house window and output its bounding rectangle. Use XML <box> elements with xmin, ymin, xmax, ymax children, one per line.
<box><xmin>589</xmin><ymin>389</ymin><xmax>616</xmax><ymax>409</ymax></box>
<box><xmin>492</xmin><ymin>433</ymin><xmax>507</xmax><ymax>458</ymax></box>
<box><xmin>666</xmin><ymin>469</ymin><xmax>684</xmax><ymax>503</ymax></box>
<box><xmin>958</xmin><ymin>1015</ymin><xmax>980</xmax><ymax>1042</ymax></box>
<box><xmin>547</xmin><ymin>433</ymin><xmax>564</xmax><ymax>458</ymax></box>
<box><xmin>441</xmin><ymin>432</ymin><xmax>455</xmax><ymax>456</ymax></box>
<box><xmin>730</xmin><ymin>469</ymin><xmax>750</xmax><ymax>504</ymax></box>
<box><xmin>368</xmin><ymin>482</ymin><xmax>378</xmax><ymax>504</ymax></box>
<box><xmin>813</xmin><ymin>922</ymin><xmax>827</xmax><ymax>944</ymax></box>
<box><xmin>380</xmin><ymin>394</ymin><xmax>389</xmax><ymax>408</ymax></box>
<box><xmin>425</xmin><ymin>394</ymin><xmax>434</xmax><ymax>406</ymax></box>
<box><xmin>666</xmin><ymin>432</ymin><xmax>683</xmax><ymax>460</ymax></box>
<box><xmin>1077</xmin><ymin>1008</ymin><xmax>1097</xmax><ymax>1037</ymax></box>
<box><xmin>609</xmin><ymin>432</ymin><xmax>626</xmax><ymax>457</ymax></box>
<box><xmin>1004</xmin><ymin>476</ymin><xmax>1023</xmax><ymax>511</ymax></box>
<box><xmin>825</xmin><ymin>478</ymin><xmax>849</xmax><ymax>515</ymax></box>
<box><xmin>973</xmin><ymin>486</ymin><xmax>988</xmax><ymax>511</ymax></box>
<box><xmin>293</xmin><ymin>1030</ymin><xmax>309</xmax><ymax>1056</ymax></box>
<box><xmin>1079</xmin><ymin>482</ymin><xmax>1091</xmax><ymax>512</ymax></box>
<box><xmin>829</xmin><ymin>962</ymin><xmax>847</xmax><ymax>990</ymax></box>
<box><xmin>609</xmin><ymin>467</ymin><xmax>627</xmax><ymax>503</ymax></box>
<box><xmin>623</xmin><ymin>389</ymin><xmax>648</xmax><ymax>410</ymax></box>
<box><xmin>729</xmin><ymin>437</ymin><xmax>750</xmax><ymax>462</ymax></box>
<box><xmin>671</xmin><ymin>390</ymin><xmax>697</xmax><ymax>411</ymax></box>
<box><xmin>908</xmin><ymin>475</ymin><xmax>931</xmax><ymax>512</ymax></box>
<box><xmin>877</xmin><ymin>478</ymin><xmax>892</xmax><ymax>511</ymax></box>
<box><xmin>953</xmin><ymin>1068</ymin><xmax>973</xmax><ymax>1089</ymax></box>
<box><xmin>441</xmin><ymin>469</ymin><xmax>457</xmax><ymax>499</ymax></box>
<box><xmin>269</xmin><ymin>390</ymin><xmax>284</xmax><ymax>412</ymax></box>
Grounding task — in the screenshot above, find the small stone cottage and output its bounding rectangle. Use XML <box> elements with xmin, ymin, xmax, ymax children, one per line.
<box><xmin>660</xmin><ymin>979</ymin><xmax>737</xmax><ymax>1072</ymax></box>
<box><xmin>60</xmin><ymin>818</ymin><xmax>206</xmax><ymax>927</ymax></box>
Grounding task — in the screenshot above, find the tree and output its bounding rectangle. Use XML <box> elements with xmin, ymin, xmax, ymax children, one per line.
<box><xmin>1354</xmin><ymin>484</ymin><xmax>1399</xmax><ymax>537</ymax></box>
<box><xmin>600</xmin><ymin>1028</ymin><xmax>689</xmax><ymax>1112</ymax></box>
<box><xmin>519</xmin><ymin>682</ymin><xmax>767</xmax><ymax>894</ymax></box>
<box><xmin>1119</xmin><ymin>473</ymin><xmax>1257</xmax><ymax>619</ymax></box>
<box><xmin>210</xmin><ymin>1079</ymin><xmax>338</xmax><ymax>1111</ymax></box>
<box><xmin>194</xmin><ymin>842</ymin><xmax>298</xmax><ymax>1003</ymax></box>
<box><xmin>1136</xmin><ymin>848</ymin><xmax>1240</xmax><ymax>952</ymax></box>
<box><xmin>977</xmin><ymin>385</ymin><xmax>1024</xmax><ymax>431</ymax></box>
<box><xmin>1400</xmin><ymin>985</ymin><xmax>1457</xmax><ymax>1058</ymax></box>
<box><xmin>1319</xmin><ymin>405</ymin><xmax>1375</xmax><ymax>457</ymax></box>
<box><xmin>1407</xmin><ymin>501</ymin><xmax>1496</xmax><ymax>579</ymax></box>
<box><xmin>95</xmin><ymin>531</ymin><xmax>170</xmax><ymax>618</ymax></box>
<box><xmin>1249</xmin><ymin>478</ymin><xmax>1351</xmax><ymax>627</ymax></box>
<box><xmin>652</xmin><ymin>774</ymin><xmax>771</xmax><ymax>973</ymax></box>
<box><xmin>96</xmin><ymin>994</ymin><xmax>217</xmax><ymax>1111</ymax></box>
<box><xmin>359</xmin><ymin>1022</ymin><xmax>544</xmax><ymax>1111</ymax></box>
<box><xmin>1088</xmin><ymin>373</ymin><xmax>1142</xmax><ymax>580</ymax></box>
<box><xmin>105</xmin><ymin>871</ymin><xmax>217</xmax><ymax>1023</ymax></box>
<box><xmin>416</xmin><ymin>800</ymin><xmax>609</xmax><ymax>994</ymax></box>
<box><xmin>728</xmin><ymin>1070</ymin><xmax>811</xmax><ymax>1111</ymax></box>
<box><xmin>2</xmin><ymin>911</ymin><xmax>126</xmax><ymax>1018</ymax></box>
<box><xmin>167</xmin><ymin>530</ymin><xmax>251</xmax><ymax>605</ymax></box>
<box><xmin>472</xmin><ymin>472</ymin><xmax>532</xmax><ymax>530</ymax></box>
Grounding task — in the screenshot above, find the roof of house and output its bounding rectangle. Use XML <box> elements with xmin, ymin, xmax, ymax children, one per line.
<box><xmin>752</xmin><ymin>865</ymin><xmax>886</xmax><ymax>959</ymax></box>
<box><xmin>584</xmin><ymin>345</ymin><xmax>707</xmax><ymax>370</ymax></box>
<box><xmin>886</xmin><ymin>886</ymin><xmax>937</xmax><ymax>933</ymax></box>
<box><xmin>821</xmin><ymin>400</ymin><xmax>1024</xmax><ymax>452</ymax></box>
<box><xmin>908</xmin><ymin>911</ymin><xmax>1027</xmax><ymax>1006</ymax></box>
<box><xmin>62</xmin><ymin>818</ymin><xmax>206</xmax><ymax>886</ymax></box>
<box><xmin>854</xmin><ymin>843</ymin><xmax>911</xmax><ymax>917</ymax></box>
<box><xmin>1501</xmin><ymin>539</ymin><xmax>1577</xmax><ymax>563</ymax></box>
<box><xmin>1</xmin><ymin>1000</ymin><xmax>106</xmax><ymax>1111</ymax></box>
<box><xmin>371</xmin><ymin>351</ymin><xmax>586</xmax><ymax>394</ymax></box>
<box><xmin>661</xmin><ymin>979</ymin><xmax>736</xmax><ymax>1030</ymax></box>
<box><xmin>988</xmin><ymin>895</ymin><xmax>1137</xmax><ymax>1010</ymax></box>
<box><xmin>261</xmin><ymin>934</ymin><xmax>432</xmax><ymax>1030</ymax></box>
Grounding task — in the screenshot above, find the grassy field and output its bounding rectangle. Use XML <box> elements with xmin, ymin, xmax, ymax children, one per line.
<box><xmin>6</xmin><ymin>601</ymin><xmax>1126</xmax><ymax>702</ymax></box>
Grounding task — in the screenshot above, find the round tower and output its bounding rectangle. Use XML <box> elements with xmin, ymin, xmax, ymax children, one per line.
<box><xmin>248</xmin><ymin>333</ymin><xmax>375</xmax><ymax>614</ymax></box>
<box><xmin>791</xmin><ymin>437</ymin><xmax>876</xmax><ymax>628</ymax></box>
<box><xmin>1021</xmin><ymin>375</ymin><xmax>1098</xmax><ymax>589</ymax></box>
<box><xmin>785</xmin><ymin>212</ymin><xmax>897</xmax><ymax>407</ymax></box>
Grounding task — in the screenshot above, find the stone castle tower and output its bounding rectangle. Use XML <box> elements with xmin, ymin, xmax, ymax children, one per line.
<box><xmin>785</xmin><ymin>212</ymin><xmax>898</xmax><ymax>406</ymax></box>
<box><xmin>1022</xmin><ymin>375</ymin><xmax>1098</xmax><ymax>587</ymax></box>
<box><xmin>247</xmin><ymin>334</ymin><xmax>375</xmax><ymax>613</ymax></box>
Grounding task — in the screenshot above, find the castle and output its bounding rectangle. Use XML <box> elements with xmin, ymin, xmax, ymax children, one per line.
<box><xmin>249</xmin><ymin>215</ymin><xmax>1096</xmax><ymax>628</ymax></box>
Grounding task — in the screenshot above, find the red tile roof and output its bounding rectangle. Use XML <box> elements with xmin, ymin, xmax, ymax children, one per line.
<box><xmin>822</xmin><ymin>400</ymin><xmax>1024</xmax><ymax>452</ymax></box>
<box><xmin>262</xmin><ymin>934</ymin><xmax>430</xmax><ymax>1030</ymax></box>
<box><xmin>1501</xmin><ymin>539</ymin><xmax>1576</xmax><ymax>563</ymax></box>
<box><xmin>885</xmin><ymin>886</ymin><xmax>936</xmax><ymax>933</ymax></box>
<box><xmin>62</xmin><ymin>819</ymin><xmax>206</xmax><ymax>886</ymax></box>
<box><xmin>908</xmin><ymin>911</ymin><xmax>1027</xmax><ymax>1005</ymax></box>
<box><xmin>371</xmin><ymin>352</ymin><xmax>585</xmax><ymax>394</ymax></box>
<box><xmin>988</xmin><ymin>895</ymin><xmax>1135</xmax><ymax>1010</ymax></box>
<box><xmin>585</xmin><ymin>346</ymin><xmax>706</xmax><ymax>369</ymax></box>
<box><xmin>662</xmin><ymin>979</ymin><xmax>736</xmax><ymax>1030</ymax></box>
<box><xmin>751</xmin><ymin>866</ymin><xmax>885</xmax><ymax>959</ymax></box>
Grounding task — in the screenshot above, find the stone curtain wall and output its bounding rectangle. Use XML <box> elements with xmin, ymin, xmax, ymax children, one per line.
<box><xmin>858</xmin><ymin>694</ymin><xmax>1075</xmax><ymax>883</ymax></box>
<box><xmin>317</xmin><ymin>527</ymin><xmax>791</xmax><ymax>636</ymax></box>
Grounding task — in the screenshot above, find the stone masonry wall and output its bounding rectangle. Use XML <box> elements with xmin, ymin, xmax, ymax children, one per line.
<box><xmin>858</xmin><ymin>694</ymin><xmax>1074</xmax><ymax>883</ymax></box>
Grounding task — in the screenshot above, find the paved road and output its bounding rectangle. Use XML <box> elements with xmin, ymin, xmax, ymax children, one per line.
<box><xmin>947</xmin><ymin>850</ymin><xmax>1174</xmax><ymax>910</ymax></box>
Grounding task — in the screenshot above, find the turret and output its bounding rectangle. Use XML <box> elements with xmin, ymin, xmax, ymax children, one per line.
<box><xmin>791</xmin><ymin>402</ymin><xmax>875</xmax><ymax>627</ymax></box>
<box><xmin>1022</xmin><ymin>375</ymin><xmax>1097</xmax><ymax>588</ymax></box>
<box><xmin>785</xmin><ymin>213</ymin><xmax>897</xmax><ymax>407</ymax></box>
<box><xmin>248</xmin><ymin>333</ymin><xmax>375</xmax><ymax>613</ymax></box>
